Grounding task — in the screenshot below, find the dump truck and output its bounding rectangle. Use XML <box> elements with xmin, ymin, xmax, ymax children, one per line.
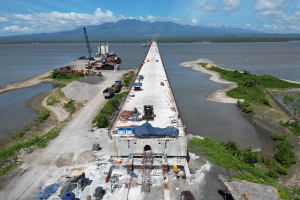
<box><xmin>113</xmin><ymin>81</ymin><xmax>121</xmax><ymax>93</ymax></box>
<box><xmin>103</xmin><ymin>87</ymin><xmax>114</xmax><ymax>99</ymax></box>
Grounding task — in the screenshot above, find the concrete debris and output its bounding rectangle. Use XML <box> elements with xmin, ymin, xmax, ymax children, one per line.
<box><xmin>188</xmin><ymin>134</ymin><xmax>204</xmax><ymax>140</ymax></box>
<box><xmin>189</xmin><ymin>153</ymin><xmax>200</xmax><ymax>160</ymax></box>
<box><xmin>62</xmin><ymin>81</ymin><xmax>100</xmax><ymax>102</ymax></box>
<box><xmin>190</xmin><ymin>161</ymin><xmax>212</xmax><ymax>184</ymax></box>
<box><xmin>1</xmin><ymin>146</ymin><xmax>38</xmax><ymax>167</ymax></box>
<box><xmin>219</xmin><ymin>175</ymin><xmax>281</xmax><ymax>200</ymax></box>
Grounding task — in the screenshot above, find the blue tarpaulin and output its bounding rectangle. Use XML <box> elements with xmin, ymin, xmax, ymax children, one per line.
<box><xmin>133</xmin><ymin>123</ymin><xmax>179</xmax><ymax>137</ymax></box>
<box><xmin>133</xmin><ymin>83</ymin><xmax>142</xmax><ymax>87</ymax></box>
<box><xmin>34</xmin><ymin>184</ymin><xmax>60</xmax><ymax>200</ymax></box>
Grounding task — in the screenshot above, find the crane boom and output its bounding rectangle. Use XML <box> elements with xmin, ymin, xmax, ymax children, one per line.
<box><xmin>83</xmin><ymin>27</ymin><xmax>93</xmax><ymax>58</ymax></box>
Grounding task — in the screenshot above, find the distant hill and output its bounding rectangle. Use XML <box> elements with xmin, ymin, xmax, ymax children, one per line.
<box><xmin>0</xmin><ymin>19</ymin><xmax>265</xmax><ymax>42</ymax></box>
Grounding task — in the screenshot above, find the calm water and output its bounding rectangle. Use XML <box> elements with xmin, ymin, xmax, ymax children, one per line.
<box><xmin>0</xmin><ymin>83</ymin><xmax>58</xmax><ymax>136</ymax></box>
<box><xmin>1</xmin><ymin>42</ymin><xmax>300</xmax><ymax>148</ymax></box>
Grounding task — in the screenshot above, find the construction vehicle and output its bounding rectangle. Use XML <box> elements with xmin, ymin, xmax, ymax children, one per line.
<box><xmin>142</xmin><ymin>105</ymin><xmax>154</xmax><ymax>120</ymax></box>
<box><xmin>84</xmin><ymin>61</ymin><xmax>92</xmax><ymax>69</ymax></box>
<box><xmin>103</xmin><ymin>87</ymin><xmax>114</xmax><ymax>99</ymax></box>
<box><xmin>83</xmin><ymin>27</ymin><xmax>94</xmax><ymax>60</ymax></box>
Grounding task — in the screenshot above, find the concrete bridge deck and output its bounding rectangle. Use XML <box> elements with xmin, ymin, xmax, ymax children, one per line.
<box><xmin>111</xmin><ymin>41</ymin><xmax>185</xmax><ymax>138</ymax></box>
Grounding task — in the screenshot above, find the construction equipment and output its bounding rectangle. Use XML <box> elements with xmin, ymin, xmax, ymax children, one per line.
<box><xmin>142</xmin><ymin>105</ymin><xmax>154</xmax><ymax>120</ymax></box>
<box><xmin>83</xmin><ymin>27</ymin><xmax>94</xmax><ymax>60</ymax></box>
<box><xmin>85</xmin><ymin>61</ymin><xmax>92</xmax><ymax>69</ymax></box>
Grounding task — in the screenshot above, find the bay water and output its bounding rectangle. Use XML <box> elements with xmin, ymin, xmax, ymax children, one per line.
<box><xmin>1</xmin><ymin>42</ymin><xmax>300</xmax><ymax>148</ymax></box>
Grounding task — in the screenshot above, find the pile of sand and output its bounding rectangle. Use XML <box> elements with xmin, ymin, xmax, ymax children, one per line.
<box><xmin>62</xmin><ymin>81</ymin><xmax>99</xmax><ymax>102</ymax></box>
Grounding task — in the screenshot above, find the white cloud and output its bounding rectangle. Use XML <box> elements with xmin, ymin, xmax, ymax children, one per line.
<box><xmin>3</xmin><ymin>25</ymin><xmax>33</xmax><ymax>32</ymax></box>
<box><xmin>0</xmin><ymin>17</ymin><xmax>9</xmax><ymax>22</ymax></box>
<box><xmin>196</xmin><ymin>0</ymin><xmax>216</xmax><ymax>11</ymax></box>
<box><xmin>144</xmin><ymin>15</ymin><xmax>196</xmax><ymax>26</ymax></box>
<box><xmin>263</xmin><ymin>24</ymin><xmax>280</xmax><ymax>31</ymax></box>
<box><xmin>297</xmin><ymin>4</ymin><xmax>300</xmax><ymax>9</ymax></box>
<box><xmin>220</xmin><ymin>0</ymin><xmax>241</xmax><ymax>11</ymax></box>
<box><xmin>255</xmin><ymin>9</ymin><xmax>300</xmax><ymax>33</ymax></box>
<box><xmin>204</xmin><ymin>22</ymin><xmax>256</xmax><ymax>30</ymax></box>
<box><xmin>191</xmin><ymin>19</ymin><xmax>197</xmax><ymax>25</ymax></box>
<box><xmin>13</xmin><ymin>21</ymin><xmax>22</xmax><ymax>24</ymax></box>
<box><xmin>4</xmin><ymin>8</ymin><xmax>117</xmax><ymax>34</ymax></box>
<box><xmin>28</xmin><ymin>9</ymin><xmax>35</xmax><ymax>14</ymax></box>
<box><xmin>254</xmin><ymin>0</ymin><xmax>288</xmax><ymax>11</ymax></box>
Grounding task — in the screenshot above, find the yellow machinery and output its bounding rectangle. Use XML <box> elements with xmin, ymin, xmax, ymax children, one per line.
<box><xmin>173</xmin><ymin>165</ymin><xmax>178</xmax><ymax>173</ymax></box>
<box><xmin>85</xmin><ymin>61</ymin><xmax>92</xmax><ymax>69</ymax></box>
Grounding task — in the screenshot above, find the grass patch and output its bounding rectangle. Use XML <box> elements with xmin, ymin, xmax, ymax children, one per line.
<box><xmin>47</xmin><ymin>87</ymin><xmax>66</xmax><ymax>105</ymax></box>
<box><xmin>189</xmin><ymin>137</ymin><xmax>275</xmax><ymax>183</ymax></box>
<box><xmin>199</xmin><ymin>63</ymin><xmax>300</xmax><ymax>110</ymax></box>
<box><xmin>57</xmin><ymin>89</ymin><xmax>65</xmax><ymax>98</ymax></box>
<box><xmin>268</xmin><ymin>110</ymin><xmax>283</xmax><ymax>119</ymax></box>
<box><xmin>50</xmin><ymin>71</ymin><xmax>85</xmax><ymax>83</ymax></box>
<box><xmin>188</xmin><ymin>137</ymin><xmax>298</xmax><ymax>199</ymax></box>
<box><xmin>280</xmin><ymin>120</ymin><xmax>300</xmax><ymax>136</ymax></box>
<box><xmin>121</xmin><ymin>74</ymin><xmax>135</xmax><ymax>87</ymax></box>
<box><xmin>24</xmin><ymin>125</ymin><xmax>31</xmax><ymax>131</ymax></box>
<box><xmin>0</xmin><ymin>163</ymin><xmax>18</xmax><ymax>176</ymax></box>
<box><xmin>58</xmin><ymin>84</ymin><xmax>66</xmax><ymax>89</ymax></box>
<box><xmin>47</xmin><ymin>94</ymin><xmax>60</xmax><ymax>105</ymax></box>
<box><xmin>37</xmin><ymin>109</ymin><xmax>50</xmax><ymax>123</ymax></box>
<box><xmin>0</xmin><ymin>125</ymin><xmax>62</xmax><ymax>162</ymax></box>
<box><xmin>237</xmin><ymin>100</ymin><xmax>253</xmax><ymax>113</ymax></box>
<box><xmin>64</xmin><ymin>100</ymin><xmax>76</xmax><ymax>114</ymax></box>
<box><xmin>93</xmin><ymin>92</ymin><xmax>128</xmax><ymax>128</ymax></box>
<box><xmin>283</xmin><ymin>95</ymin><xmax>295</xmax><ymax>104</ymax></box>
<box><xmin>16</xmin><ymin>130</ymin><xmax>25</xmax><ymax>137</ymax></box>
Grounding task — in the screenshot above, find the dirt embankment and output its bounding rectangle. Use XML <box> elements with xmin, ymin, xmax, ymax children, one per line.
<box><xmin>0</xmin><ymin>71</ymin><xmax>62</xmax><ymax>95</ymax></box>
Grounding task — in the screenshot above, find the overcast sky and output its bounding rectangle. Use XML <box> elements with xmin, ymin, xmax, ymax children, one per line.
<box><xmin>0</xmin><ymin>0</ymin><xmax>300</xmax><ymax>36</ymax></box>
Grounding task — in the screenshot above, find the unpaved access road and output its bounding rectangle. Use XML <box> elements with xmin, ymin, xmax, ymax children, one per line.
<box><xmin>0</xmin><ymin>70</ymin><xmax>128</xmax><ymax>200</ymax></box>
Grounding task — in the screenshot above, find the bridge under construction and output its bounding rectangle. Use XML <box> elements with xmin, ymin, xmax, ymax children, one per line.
<box><xmin>104</xmin><ymin>40</ymin><xmax>190</xmax><ymax>199</ymax></box>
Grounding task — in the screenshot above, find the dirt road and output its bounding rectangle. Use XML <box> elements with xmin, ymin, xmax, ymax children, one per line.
<box><xmin>0</xmin><ymin>70</ymin><xmax>127</xmax><ymax>200</ymax></box>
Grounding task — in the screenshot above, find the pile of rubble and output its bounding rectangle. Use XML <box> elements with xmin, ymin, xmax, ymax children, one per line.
<box><xmin>1</xmin><ymin>146</ymin><xmax>38</xmax><ymax>167</ymax></box>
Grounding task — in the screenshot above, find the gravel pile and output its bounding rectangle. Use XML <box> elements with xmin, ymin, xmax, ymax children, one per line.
<box><xmin>62</xmin><ymin>81</ymin><xmax>99</xmax><ymax>102</ymax></box>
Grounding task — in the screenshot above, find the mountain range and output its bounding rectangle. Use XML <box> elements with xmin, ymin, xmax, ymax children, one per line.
<box><xmin>0</xmin><ymin>19</ymin><xmax>265</xmax><ymax>42</ymax></box>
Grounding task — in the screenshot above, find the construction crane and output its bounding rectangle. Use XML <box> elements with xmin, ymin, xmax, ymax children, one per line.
<box><xmin>83</xmin><ymin>27</ymin><xmax>94</xmax><ymax>60</ymax></box>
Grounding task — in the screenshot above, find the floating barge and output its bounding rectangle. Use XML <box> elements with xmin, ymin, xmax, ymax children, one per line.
<box><xmin>106</xmin><ymin>40</ymin><xmax>190</xmax><ymax>192</ymax></box>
